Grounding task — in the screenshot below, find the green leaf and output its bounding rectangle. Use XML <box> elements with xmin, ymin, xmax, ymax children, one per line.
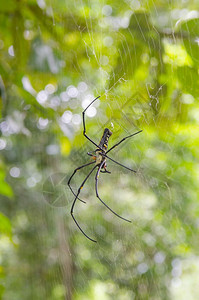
<box><xmin>0</xmin><ymin>170</ymin><xmax>13</xmax><ymax>198</ymax></box>
<box><xmin>0</xmin><ymin>0</ymin><xmax>16</xmax><ymax>12</ymax></box>
<box><xmin>0</xmin><ymin>212</ymin><xmax>12</xmax><ymax>237</ymax></box>
<box><xmin>177</xmin><ymin>66</ymin><xmax>199</xmax><ymax>97</ymax></box>
<box><xmin>178</xmin><ymin>18</ymin><xmax>199</xmax><ymax>65</ymax></box>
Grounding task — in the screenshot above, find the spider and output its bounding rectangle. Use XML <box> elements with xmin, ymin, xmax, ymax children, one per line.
<box><xmin>68</xmin><ymin>96</ymin><xmax>142</xmax><ymax>242</ymax></box>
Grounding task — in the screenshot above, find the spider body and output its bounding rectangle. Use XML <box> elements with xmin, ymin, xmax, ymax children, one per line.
<box><xmin>93</xmin><ymin>128</ymin><xmax>112</xmax><ymax>170</ymax></box>
<box><xmin>94</xmin><ymin>149</ymin><xmax>104</xmax><ymax>165</ymax></box>
<box><xmin>68</xmin><ymin>96</ymin><xmax>142</xmax><ymax>242</ymax></box>
<box><xmin>98</xmin><ymin>127</ymin><xmax>112</xmax><ymax>150</ymax></box>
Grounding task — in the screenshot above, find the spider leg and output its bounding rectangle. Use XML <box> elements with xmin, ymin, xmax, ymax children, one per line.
<box><xmin>95</xmin><ymin>163</ymin><xmax>131</xmax><ymax>222</ymax></box>
<box><xmin>71</xmin><ymin>164</ymin><xmax>98</xmax><ymax>243</ymax></box>
<box><xmin>68</xmin><ymin>161</ymin><xmax>95</xmax><ymax>203</ymax></box>
<box><xmin>87</xmin><ymin>152</ymin><xmax>93</xmax><ymax>156</ymax></box>
<box><xmin>100</xmin><ymin>169</ymin><xmax>111</xmax><ymax>174</ymax></box>
<box><xmin>106</xmin><ymin>130</ymin><xmax>143</xmax><ymax>154</ymax></box>
<box><xmin>104</xmin><ymin>154</ymin><xmax>136</xmax><ymax>173</ymax></box>
<box><xmin>82</xmin><ymin>96</ymin><xmax>103</xmax><ymax>151</ymax></box>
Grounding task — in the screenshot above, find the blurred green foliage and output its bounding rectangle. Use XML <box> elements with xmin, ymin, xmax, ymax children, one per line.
<box><xmin>0</xmin><ymin>0</ymin><xmax>199</xmax><ymax>299</ymax></box>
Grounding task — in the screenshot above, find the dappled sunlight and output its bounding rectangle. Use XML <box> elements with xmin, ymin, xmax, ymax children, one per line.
<box><xmin>0</xmin><ymin>0</ymin><xmax>199</xmax><ymax>299</ymax></box>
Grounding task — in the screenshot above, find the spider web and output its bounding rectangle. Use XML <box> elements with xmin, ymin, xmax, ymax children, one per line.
<box><xmin>1</xmin><ymin>0</ymin><xmax>199</xmax><ymax>299</ymax></box>
<box><xmin>37</xmin><ymin>2</ymin><xmax>199</xmax><ymax>299</ymax></box>
<box><xmin>39</xmin><ymin>2</ymin><xmax>198</xmax><ymax>300</ymax></box>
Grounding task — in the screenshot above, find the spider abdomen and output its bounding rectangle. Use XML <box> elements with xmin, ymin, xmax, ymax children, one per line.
<box><xmin>98</xmin><ymin>128</ymin><xmax>112</xmax><ymax>151</ymax></box>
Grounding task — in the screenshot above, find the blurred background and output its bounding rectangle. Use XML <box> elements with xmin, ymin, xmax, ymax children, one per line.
<box><xmin>0</xmin><ymin>0</ymin><xmax>199</xmax><ymax>299</ymax></box>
